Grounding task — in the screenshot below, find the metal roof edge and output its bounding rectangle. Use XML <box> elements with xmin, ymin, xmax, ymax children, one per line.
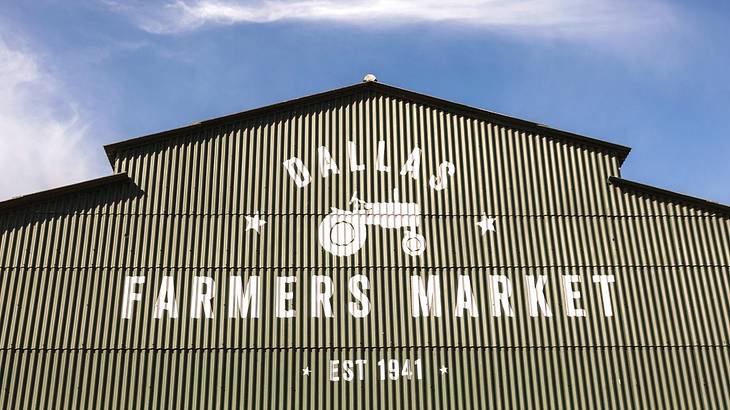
<box><xmin>103</xmin><ymin>82</ymin><xmax>372</xmax><ymax>164</ymax></box>
<box><xmin>103</xmin><ymin>81</ymin><xmax>632</xmax><ymax>166</ymax></box>
<box><xmin>608</xmin><ymin>176</ymin><xmax>730</xmax><ymax>217</ymax></box>
<box><xmin>369</xmin><ymin>82</ymin><xmax>632</xmax><ymax>165</ymax></box>
<box><xmin>0</xmin><ymin>173</ymin><xmax>131</xmax><ymax>215</ymax></box>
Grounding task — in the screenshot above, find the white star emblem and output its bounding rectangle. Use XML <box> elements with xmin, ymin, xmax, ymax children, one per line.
<box><xmin>476</xmin><ymin>214</ymin><xmax>496</xmax><ymax>235</ymax></box>
<box><xmin>245</xmin><ymin>214</ymin><xmax>267</xmax><ymax>234</ymax></box>
<box><xmin>439</xmin><ymin>366</ymin><xmax>448</xmax><ymax>375</ymax></box>
<box><xmin>302</xmin><ymin>366</ymin><xmax>311</xmax><ymax>376</ymax></box>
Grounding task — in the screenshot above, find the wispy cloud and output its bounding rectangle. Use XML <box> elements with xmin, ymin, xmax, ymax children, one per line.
<box><xmin>110</xmin><ymin>0</ymin><xmax>675</xmax><ymax>39</ymax></box>
<box><xmin>0</xmin><ymin>35</ymin><xmax>107</xmax><ymax>200</ymax></box>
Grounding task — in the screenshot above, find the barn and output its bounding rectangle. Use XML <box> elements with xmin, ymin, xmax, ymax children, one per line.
<box><xmin>1</xmin><ymin>76</ymin><xmax>728</xmax><ymax>408</ymax></box>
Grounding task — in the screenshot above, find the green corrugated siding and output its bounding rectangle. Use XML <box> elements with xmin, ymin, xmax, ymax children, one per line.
<box><xmin>1</xmin><ymin>87</ymin><xmax>729</xmax><ymax>408</ymax></box>
<box><xmin>1</xmin><ymin>348</ymin><xmax>729</xmax><ymax>409</ymax></box>
<box><xmin>1</xmin><ymin>215</ymin><xmax>728</xmax><ymax>268</ymax></box>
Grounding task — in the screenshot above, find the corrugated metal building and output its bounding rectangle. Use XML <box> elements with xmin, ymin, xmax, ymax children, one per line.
<box><xmin>1</xmin><ymin>77</ymin><xmax>728</xmax><ymax>409</ymax></box>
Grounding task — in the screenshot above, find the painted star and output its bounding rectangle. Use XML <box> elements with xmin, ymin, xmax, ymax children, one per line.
<box><xmin>476</xmin><ymin>214</ymin><xmax>496</xmax><ymax>235</ymax></box>
<box><xmin>302</xmin><ymin>367</ymin><xmax>311</xmax><ymax>376</ymax></box>
<box><xmin>439</xmin><ymin>366</ymin><xmax>448</xmax><ymax>375</ymax></box>
<box><xmin>245</xmin><ymin>214</ymin><xmax>267</xmax><ymax>234</ymax></box>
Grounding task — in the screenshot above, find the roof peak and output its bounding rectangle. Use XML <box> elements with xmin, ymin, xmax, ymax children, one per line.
<box><xmin>103</xmin><ymin>80</ymin><xmax>631</xmax><ymax>166</ymax></box>
<box><xmin>363</xmin><ymin>73</ymin><xmax>377</xmax><ymax>82</ymax></box>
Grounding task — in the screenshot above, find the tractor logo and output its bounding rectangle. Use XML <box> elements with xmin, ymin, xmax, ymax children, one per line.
<box><xmin>318</xmin><ymin>189</ymin><xmax>426</xmax><ymax>257</ymax></box>
<box><xmin>282</xmin><ymin>143</ymin><xmax>458</xmax><ymax>258</ymax></box>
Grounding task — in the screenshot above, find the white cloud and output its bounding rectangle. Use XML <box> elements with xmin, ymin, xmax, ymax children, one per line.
<box><xmin>111</xmin><ymin>0</ymin><xmax>675</xmax><ymax>39</ymax></box>
<box><xmin>0</xmin><ymin>36</ymin><xmax>108</xmax><ymax>201</ymax></box>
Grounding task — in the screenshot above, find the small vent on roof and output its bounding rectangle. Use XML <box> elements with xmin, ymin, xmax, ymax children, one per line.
<box><xmin>363</xmin><ymin>73</ymin><xmax>377</xmax><ymax>83</ymax></box>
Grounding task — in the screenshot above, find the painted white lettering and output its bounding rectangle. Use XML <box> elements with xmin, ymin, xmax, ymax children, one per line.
<box><xmin>411</xmin><ymin>275</ymin><xmax>442</xmax><ymax>317</ymax></box>
<box><xmin>525</xmin><ymin>275</ymin><xmax>552</xmax><ymax>317</ymax></box>
<box><xmin>562</xmin><ymin>275</ymin><xmax>586</xmax><ymax>317</ymax></box>
<box><xmin>489</xmin><ymin>275</ymin><xmax>514</xmax><ymax>317</ymax></box>
<box><xmin>275</xmin><ymin>276</ymin><xmax>296</xmax><ymax>318</ymax></box>
<box><xmin>191</xmin><ymin>276</ymin><xmax>215</xmax><ymax>319</ymax></box>
<box><xmin>348</xmin><ymin>275</ymin><xmax>371</xmax><ymax>318</ymax></box>
<box><xmin>375</xmin><ymin>140</ymin><xmax>391</xmax><ymax>172</ymax></box>
<box><xmin>153</xmin><ymin>276</ymin><xmax>178</xmax><ymax>319</ymax></box>
<box><xmin>282</xmin><ymin>157</ymin><xmax>312</xmax><ymax>188</ymax></box>
<box><xmin>355</xmin><ymin>359</ymin><xmax>366</xmax><ymax>380</ymax></box>
<box><xmin>121</xmin><ymin>276</ymin><xmax>145</xmax><ymax>320</ymax></box>
<box><xmin>311</xmin><ymin>275</ymin><xmax>334</xmax><ymax>318</ymax></box>
<box><xmin>342</xmin><ymin>360</ymin><xmax>354</xmax><ymax>381</ymax></box>
<box><xmin>592</xmin><ymin>275</ymin><xmax>616</xmax><ymax>317</ymax></box>
<box><xmin>429</xmin><ymin>161</ymin><xmax>456</xmax><ymax>191</ymax></box>
<box><xmin>228</xmin><ymin>276</ymin><xmax>260</xmax><ymax>318</ymax></box>
<box><xmin>400</xmin><ymin>147</ymin><xmax>421</xmax><ymax>179</ymax></box>
<box><xmin>317</xmin><ymin>146</ymin><xmax>340</xmax><ymax>178</ymax></box>
<box><xmin>454</xmin><ymin>275</ymin><xmax>478</xmax><ymax>317</ymax></box>
<box><xmin>330</xmin><ymin>360</ymin><xmax>340</xmax><ymax>381</ymax></box>
<box><xmin>347</xmin><ymin>141</ymin><xmax>365</xmax><ymax>172</ymax></box>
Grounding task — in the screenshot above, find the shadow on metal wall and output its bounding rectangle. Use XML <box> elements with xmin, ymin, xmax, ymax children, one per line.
<box><xmin>0</xmin><ymin>175</ymin><xmax>145</xmax><ymax>235</ymax></box>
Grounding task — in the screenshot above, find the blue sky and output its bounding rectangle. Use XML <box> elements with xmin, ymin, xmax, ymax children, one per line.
<box><xmin>1</xmin><ymin>1</ymin><xmax>729</xmax><ymax>204</ymax></box>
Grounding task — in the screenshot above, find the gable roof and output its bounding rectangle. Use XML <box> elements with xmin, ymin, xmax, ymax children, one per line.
<box><xmin>103</xmin><ymin>80</ymin><xmax>632</xmax><ymax>166</ymax></box>
<box><xmin>3</xmin><ymin>80</ymin><xmax>727</xmax><ymax>217</ymax></box>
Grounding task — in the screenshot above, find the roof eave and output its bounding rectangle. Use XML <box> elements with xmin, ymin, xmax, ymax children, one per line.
<box><xmin>0</xmin><ymin>173</ymin><xmax>131</xmax><ymax>215</ymax></box>
<box><xmin>609</xmin><ymin>176</ymin><xmax>730</xmax><ymax>217</ymax></box>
